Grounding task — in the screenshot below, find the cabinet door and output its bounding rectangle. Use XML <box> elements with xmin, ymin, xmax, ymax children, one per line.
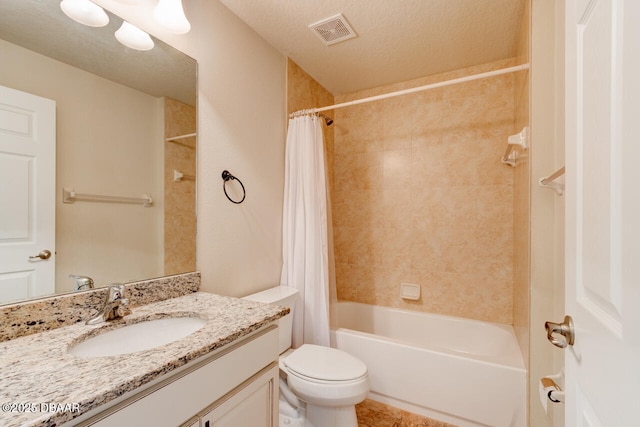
<box><xmin>201</xmin><ymin>365</ymin><xmax>278</xmax><ymax>427</ymax></box>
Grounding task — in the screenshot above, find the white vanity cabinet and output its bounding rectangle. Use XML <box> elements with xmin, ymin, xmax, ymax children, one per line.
<box><xmin>197</xmin><ymin>364</ymin><xmax>278</xmax><ymax>427</ymax></box>
<box><xmin>76</xmin><ymin>325</ymin><xmax>279</xmax><ymax>427</ymax></box>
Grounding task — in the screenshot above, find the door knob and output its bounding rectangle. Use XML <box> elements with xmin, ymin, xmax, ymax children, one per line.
<box><xmin>29</xmin><ymin>249</ymin><xmax>52</xmax><ymax>260</ymax></box>
<box><xmin>545</xmin><ymin>315</ymin><xmax>575</xmax><ymax>348</ymax></box>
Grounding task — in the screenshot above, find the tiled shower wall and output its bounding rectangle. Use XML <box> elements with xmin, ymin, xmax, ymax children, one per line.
<box><xmin>286</xmin><ymin>57</ymin><xmax>527</xmax><ymax>325</ymax></box>
<box><xmin>332</xmin><ymin>60</ymin><xmax>519</xmax><ymax>324</ymax></box>
<box><xmin>164</xmin><ymin>97</ymin><xmax>197</xmax><ymax>275</ymax></box>
<box><xmin>286</xmin><ymin>59</ymin><xmax>335</xmax><ymax>169</ymax></box>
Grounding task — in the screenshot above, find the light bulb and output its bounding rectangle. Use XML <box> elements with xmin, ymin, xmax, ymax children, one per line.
<box><xmin>115</xmin><ymin>21</ymin><xmax>155</xmax><ymax>51</ymax></box>
<box><xmin>153</xmin><ymin>0</ymin><xmax>191</xmax><ymax>34</ymax></box>
<box><xmin>59</xmin><ymin>0</ymin><xmax>109</xmax><ymax>27</ymax></box>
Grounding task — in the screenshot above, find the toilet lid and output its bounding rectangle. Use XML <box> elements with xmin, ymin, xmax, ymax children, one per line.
<box><xmin>284</xmin><ymin>344</ymin><xmax>367</xmax><ymax>381</ymax></box>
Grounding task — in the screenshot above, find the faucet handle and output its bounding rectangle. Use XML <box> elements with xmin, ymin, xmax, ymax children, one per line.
<box><xmin>86</xmin><ymin>284</ymin><xmax>130</xmax><ymax>325</ymax></box>
<box><xmin>106</xmin><ymin>283</ymin><xmax>125</xmax><ymax>302</ymax></box>
<box><xmin>108</xmin><ymin>284</ymin><xmax>131</xmax><ymax>318</ymax></box>
<box><xmin>116</xmin><ymin>300</ymin><xmax>132</xmax><ymax>318</ymax></box>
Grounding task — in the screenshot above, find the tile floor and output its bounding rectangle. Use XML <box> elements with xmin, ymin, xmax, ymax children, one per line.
<box><xmin>356</xmin><ymin>399</ymin><xmax>456</xmax><ymax>427</ymax></box>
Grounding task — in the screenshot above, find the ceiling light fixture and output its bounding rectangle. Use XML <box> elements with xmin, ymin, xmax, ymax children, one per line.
<box><xmin>59</xmin><ymin>0</ymin><xmax>109</xmax><ymax>27</ymax></box>
<box><xmin>153</xmin><ymin>0</ymin><xmax>191</xmax><ymax>34</ymax></box>
<box><xmin>115</xmin><ymin>21</ymin><xmax>155</xmax><ymax>51</ymax></box>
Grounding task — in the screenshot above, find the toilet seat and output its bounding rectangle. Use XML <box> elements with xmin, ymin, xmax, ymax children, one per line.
<box><xmin>286</xmin><ymin>369</ymin><xmax>369</xmax><ymax>407</ymax></box>
<box><xmin>282</xmin><ymin>344</ymin><xmax>369</xmax><ymax>407</ymax></box>
<box><xmin>283</xmin><ymin>344</ymin><xmax>368</xmax><ymax>382</ymax></box>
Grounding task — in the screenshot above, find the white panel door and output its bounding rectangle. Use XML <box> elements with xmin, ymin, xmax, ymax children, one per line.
<box><xmin>0</xmin><ymin>85</ymin><xmax>56</xmax><ymax>303</ymax></box>
<box><xmin>564</xmin><ymin>0</ymin><xmax>640</xmax><ymax>425</ymax></box>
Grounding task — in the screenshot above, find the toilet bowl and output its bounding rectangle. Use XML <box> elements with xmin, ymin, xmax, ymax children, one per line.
<box><xmin>243</xmin><ymin>286</ymin><xmax>370</xmax><ymax>427</ymax></box>
<box><xmin>282</xmin><ymin>344</ymin><xmax>369</xmax><ymax>426</ymax></box>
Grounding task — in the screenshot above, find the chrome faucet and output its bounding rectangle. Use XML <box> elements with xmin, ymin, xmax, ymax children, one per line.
<box><xmin>86</xmin><ymin>284</ymin><xmax>132</xmax><ymax>325</ymax></box>
<box><xmin>70</xmin><ymin>274</ymin><xmax>94</xmax><ymax>291</ymax></box>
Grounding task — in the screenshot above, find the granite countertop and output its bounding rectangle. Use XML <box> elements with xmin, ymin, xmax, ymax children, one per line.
<box><xmin>0</xmin><ymin>292</ymin><xmax>287</xmax><ymax>427</ymax></box>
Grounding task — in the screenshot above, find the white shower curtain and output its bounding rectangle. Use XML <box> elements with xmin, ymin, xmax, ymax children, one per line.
<box><xmin>280</xmin><ymin>114</ymin><xmax>332</xmax><ymax>348</ymax></box>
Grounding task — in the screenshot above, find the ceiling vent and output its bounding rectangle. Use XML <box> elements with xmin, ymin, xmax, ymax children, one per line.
<box><xmin>308</xmin><ymin>14</ymin><xmax>357</xmax><ymax>46</ymax></box>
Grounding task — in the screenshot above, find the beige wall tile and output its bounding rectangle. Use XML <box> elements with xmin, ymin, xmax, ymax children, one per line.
<box><xmin>287</xmin><ymin>54</ymin><xmax>527</xmax><ymax>326</ymax></box>
<box><xmin>411</xmin><ymin>145</ymin><xmax>446</xmax><ymax>188</ymax></box>
<box><xmin>333</xmin><ymin>59</ymin><xmax>518</xmax><ymax>324</ymax></box>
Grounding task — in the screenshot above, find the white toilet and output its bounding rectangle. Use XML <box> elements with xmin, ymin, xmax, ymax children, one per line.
<box><xmin>243</xmin><ymin>286</ymin><xmax>369</xmax><ymax>427</ymax></box>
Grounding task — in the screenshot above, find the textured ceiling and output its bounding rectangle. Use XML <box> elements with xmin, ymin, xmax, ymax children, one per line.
<box><xmin>218</xmin><ymin>0</ymin><xmax>527</xmax><ymax>95</ymax></box>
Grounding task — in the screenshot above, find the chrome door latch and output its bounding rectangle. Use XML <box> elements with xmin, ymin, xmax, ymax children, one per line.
<box><xmin>545</xmin><ymin>315</ymin><xmax>575</xmax><ymax>349</ymax></box>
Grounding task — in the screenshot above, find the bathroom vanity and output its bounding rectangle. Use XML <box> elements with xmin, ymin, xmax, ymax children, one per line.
<box><xmin>0</xmin><ymin>286</ymin><xmax>287</xmax><ymax>427</ymax></box>
<box><xmin>81</xmin><ymin>324</ymin><xmax>279</xmax><ymax>427</ymax></box>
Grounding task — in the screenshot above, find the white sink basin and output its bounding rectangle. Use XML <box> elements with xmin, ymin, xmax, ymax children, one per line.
<box><xmin>68</xmin><ymin>317</ymin><xmax>207</xmax><ymax>358</ymax></box>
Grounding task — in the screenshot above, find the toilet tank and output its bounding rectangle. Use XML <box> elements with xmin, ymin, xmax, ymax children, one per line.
<box><xmin>243</xmin><ymin>286</ymin><xmax>299</xmax><ymax>354</ymax></box>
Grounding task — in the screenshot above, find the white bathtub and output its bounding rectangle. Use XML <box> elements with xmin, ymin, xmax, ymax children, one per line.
<box><xmin>330</xmin><ymin>301</ymin><xmax>526</xmax><ymax>427</ymax></box>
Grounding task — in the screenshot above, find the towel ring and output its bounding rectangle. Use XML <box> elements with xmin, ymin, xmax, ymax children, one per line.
<box><xmin>221</xmin><ymin>170</ymin><xmax>246</xmax><ymax>204</ymax></box>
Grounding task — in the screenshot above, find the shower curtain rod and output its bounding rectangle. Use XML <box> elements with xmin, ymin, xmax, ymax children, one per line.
<box><xmin>296</xmin><ymin>63</ymin><xmax>529</xmax><ymax>115</ymax></box>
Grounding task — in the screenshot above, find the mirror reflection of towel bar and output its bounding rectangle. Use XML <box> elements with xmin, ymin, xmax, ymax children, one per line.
<box><xmin>63</xmin><ymin>187</ymin><xmax>153</xmax><ymax>207</ymax></box>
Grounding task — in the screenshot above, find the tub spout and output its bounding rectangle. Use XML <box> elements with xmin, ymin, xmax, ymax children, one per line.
<box><xmin>70</xmin><ymin>274</ymin><xmax>94</xmax><ymax>291</ymax></box>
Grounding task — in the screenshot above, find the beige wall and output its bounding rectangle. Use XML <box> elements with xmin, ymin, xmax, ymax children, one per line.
<box><xmin>94</xmin><ymin>0</ymin><xmax>288</xmax><ymax>297</ymax></box>
<box><xmin>332</xmin><ymin>59</ymin><xmax>520</xmax><ymax>324</ymax></box>
<box><xmin>513</xmin><ymin>0</ymin><xmax>532</xmax><ymax>369</ymax></box>
<box><xmin>0</xmin><ymin>39</ymin><xmax>164</xmax><ymax>293</ymax></box>
<box><xmin>164</xmin><ymin>98</ymin><xmax>197</xmax><ymax>275</ymax></box>
<box><xmin>530</xmin><ymin>0</ymin><xmax>566</xmax><ymax>425</ymax></box>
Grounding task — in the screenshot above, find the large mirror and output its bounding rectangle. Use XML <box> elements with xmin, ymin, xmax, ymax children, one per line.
<box><xmin>0</xmin><ymin>0</ymin><xmax>197</xmax><ymax>305</ymax></box>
